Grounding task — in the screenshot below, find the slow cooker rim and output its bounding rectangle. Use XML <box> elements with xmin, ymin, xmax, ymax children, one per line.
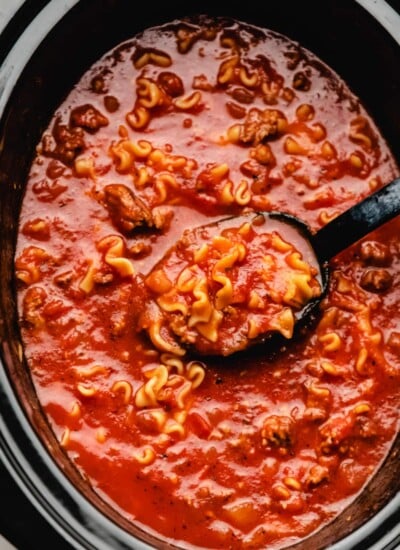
<box><xmin>0</xmin><ymin>365</ymin><xmax>162</xmax><ymax>550</ymax></box>
<box><xmin>0</xmin><ymin>1</ymin><xmax>399</xmax><ymax>549</ymax></box>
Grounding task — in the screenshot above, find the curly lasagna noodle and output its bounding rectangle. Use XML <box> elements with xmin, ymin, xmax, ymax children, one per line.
<box><xmin>15</xmin><ymin>16</ymin><xmax>400</xmax><ymax>550</ymax></box>
<box><xmin>138</xmin><ymin>212</ymin><xmax>322</xmax><ymax>356</ymax></box>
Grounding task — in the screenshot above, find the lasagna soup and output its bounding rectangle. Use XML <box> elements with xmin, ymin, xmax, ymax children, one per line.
<box><xmin>15</xmin><ymin>16</ymin><xmax>400</xmax><ymax>550</ymax></box>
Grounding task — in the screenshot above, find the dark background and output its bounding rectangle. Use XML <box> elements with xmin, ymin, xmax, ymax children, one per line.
<box><xmin>0</xmin><ymin>462</ymin><xmax>71</xmax><ymax>549</ymax></box>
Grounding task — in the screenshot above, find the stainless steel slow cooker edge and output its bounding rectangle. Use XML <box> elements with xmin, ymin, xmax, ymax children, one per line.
<box><xmin>0</xmin><ymin>1</ymin><xmax>399</xmax><ymax>549</ymax></box>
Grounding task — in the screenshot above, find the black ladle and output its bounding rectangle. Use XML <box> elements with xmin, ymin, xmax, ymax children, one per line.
<box><xmin>308</xmin><ymin>176</ymin><xmax>400</xmax><ymax>268</ymax></box>
<box><xmin>145</xmin><ymin>177</ymin><xmax>400</xmax><ymax>357</ymax></box>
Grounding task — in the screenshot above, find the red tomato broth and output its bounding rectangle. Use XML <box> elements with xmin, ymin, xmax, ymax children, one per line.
<box><xmin>15</xmin><ymin>16</ymin><xmax>400</xmax><ymax>550</ymax></box>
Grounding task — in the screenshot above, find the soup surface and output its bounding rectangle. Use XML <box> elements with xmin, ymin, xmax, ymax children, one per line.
<box><xmin>15</xmin><ymin>16</ymin><xmax>400</xmax><ymax>550</ymax></box>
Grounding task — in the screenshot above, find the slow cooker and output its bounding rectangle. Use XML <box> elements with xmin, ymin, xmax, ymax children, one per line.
<box><xmin>0</xmin><ymin>1</ymin><xmax>399</xmax><ymax>549</ymax></box>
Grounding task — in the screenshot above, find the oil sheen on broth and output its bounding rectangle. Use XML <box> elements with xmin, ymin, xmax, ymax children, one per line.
<box><xmin>15</xmin><ymin>16</ymin><xmax>400</xmax><ymax>550</ymax></box>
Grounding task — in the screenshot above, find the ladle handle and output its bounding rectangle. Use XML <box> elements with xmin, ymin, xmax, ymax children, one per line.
<box><xmin>312</xmin><ymin>177</ymin><xmax>400</xmax><ymax>264</ymax></box>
